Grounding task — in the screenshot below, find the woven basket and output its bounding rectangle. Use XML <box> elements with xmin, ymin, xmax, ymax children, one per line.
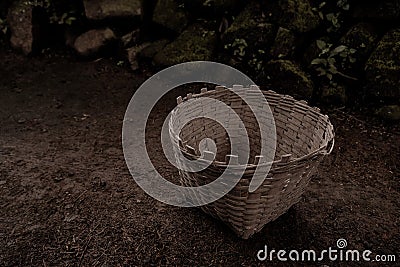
<box><xmin>169</xmin><ymin>85</ymin><xmax>334</xmax><ymax>239</ymax></box>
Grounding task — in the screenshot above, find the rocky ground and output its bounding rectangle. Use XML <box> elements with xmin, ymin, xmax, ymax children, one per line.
<box><xmin>0</xmin><ymin>48</ymin><xmax>399</xmax><ymax>266</ymax></box>
<box><xmin>1</xmin><ymin>0</ymin><xmax>400</xmax><ymax>119</ymax></box>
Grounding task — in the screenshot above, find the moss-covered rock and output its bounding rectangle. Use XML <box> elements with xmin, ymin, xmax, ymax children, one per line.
<box><xmin>270</xmin><ymin>27</ymin><xmax>296</xmax><ymax>59</ymax></box>
<box><xmin>178</xmin><ymin>0</ymin><xmax>246</xmax><ymax>18</ymax></box>
<box><xmin>223</xmin><ymin>2</ymin><xmax>276</xmax><ymax>41</ymax></box>
<box><xmin>365</xmin><ymin>29</ymin><xmax>400</xmax><ymax>101</ymax></box>
<box><xmin>375</xmin><ymin>105</ymin><xmax>400</xmax><ymax>121</ymax></box>
<box><xmin>353</xmin><ymin>1</ymin><xmax>400</xmax><ymax>21</ymax></box>
<box><xmin>153</xmin><ymin>0</ymin><xmax>189</xmax><ymax>33</ymax></box>
<box><xmin>320</xmin><ymin>84</ymin><xmax>347</xmax><ymax>106</ymax></box>
<box><xmin>264</xmin><ymin>60</ymin><xmax>314</xmax><ymax>100</ymax></box>
<box><xmin>121</xmin><ymin>29</ymin><xmax>140</xmax><ymax>48</ymax></box>
<box><xmin>221</xmin><ymin>2</ymin><xmax>276</xmax><ymax>77</ymax></box>
<box><xmin>126</xmin><ymin>43</ymin><xmax>150</xmax><ymax>71</ymax></box>
<box><xmin>83</xmin><ymin>0</ymin><xmax>141</xmax><ymax>21</ymax></box>
<box><xmin>340</xmin><ymin>23</ymin><xmax>378</xmax><ymax>64</ymax></box>
<box><xmin>302</xmin><ymin>36</ymin><xmax>331</xmax><ymax>66</ymax></box>
<box><xmin>223</xmin><ymin>6</ymin><xmax>276</xmax><ymax>56</ymax></box>
<box><xmin>153</xmin><ymin>23</ymin><xmax>216</xmax><ymax>66</ymax></box>
<box><xmin>139</xmin><ymin>39</ymin><xmax>169</xmax><ymax>60</ymax></box>
<box><xmin>263</xmin><ymin>0</ymin><xmax>320</xmax><ymax>33</ymax></box>
<box><xmin>74</xmin><ymin>28</ymin><xmax>116</xmax><ymax>57</ymax></box>
<box><xmin>7</xmin><ymin>0</ymin><xmax>43</xmax><ymax>55</ymax></box>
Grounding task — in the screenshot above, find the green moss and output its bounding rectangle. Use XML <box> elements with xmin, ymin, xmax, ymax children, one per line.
<box><xmin>221</xmin><ymin>2</ymin><xmax>276</xmax><ymax>76</ymax></box>
<box><xmin>264</xmin><ymin>60</ymin><xmax>314</xmax><ymax>99</ymax></box>
<box><xmin>320</xmin><ymin>84</ymin><xmax>346</xmax><ymax>105</ymax></box>
<box><xmin>139</xmin><ymin>39</ymin><xmax>169</xmax><ymax>60</ymax></box>
<box><xmin>153</xmin><ymin>23</ymin><xmax>216</xmax><ymax>66</ymax></box>
<box><xmin>101</xmin><ymin>0</ymin><xmax>141</xmax><ymax>14</ymax></box>
<box><xmin>270</xmin><ymin>27</ymin><xmax>296</xmax><ymax>58</ymax></box>
<box><xmin>225</xmin><ymin>2</ymin><xmax>259</xmax><ymax>33</ymax></box>
<box><xmin>284</xmin><ymin>0</ymin><xmax>319</xmax><ymax>32</ymax></box>
<box><xmin>279</xmin><ymin>61</ymin><xmax>310</xmax><ymax>87</ymax></box>
<box><xmin>83</xmin><ymin>0</ymin><xmax>141</xmax><ymax>20</ymax></box>
<box><xmin>266</xmin><ymin>0</ymin><xmax>320</xmax><ymax>33</ymax></box>
<box><xmin>153</xmin><ymin>0</ymin><xmax>188</xmax><ymax>33</ymax></box>
<box><xmin>375</xmin><ymin>105</ymin><xmax>400</xmax><ymax>121</ymax></box>
<box><xmin>365</xmin><ymin>29</ymin><xmax>400</xmax><ymax>99</ymax></box>
<box><xmin>179</xmin><ymin>0</ymin><xmax>245</xmax><ymax>18</ymax></box>
<box><xmin>340</xmin><ymin>23</ymin><xmax>377</xmax><ymax>51</ymax></box>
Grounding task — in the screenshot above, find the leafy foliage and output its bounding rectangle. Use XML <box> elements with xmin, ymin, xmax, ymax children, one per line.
<box><xmin>0</xmin><ymin>17</ymin><xmax>8</xmax><ymax>35</ymax></box>
<box><xmin>311</xmin><ymin>39</ymin><xmax>357</xmax><ymax>82</ymax></box>
<box><xmin>24</xmin><ymin>0</ymin><xmax>78</xmax><ymax>26</ymax></box>
<box><xmin>224</xmin><ymin>38</ymin><xmax>247</xmax><ymax>58</ymax></box>
<box><xmin>312</xmin><ymin>0</ymin><xmax>350</xmax><ymax>33</ymax></box>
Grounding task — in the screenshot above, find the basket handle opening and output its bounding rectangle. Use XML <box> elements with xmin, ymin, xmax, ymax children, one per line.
<box><xmin>325</xmin><ymin>139</ymin><xmax>335</xmax><ymax>155</ymax></box>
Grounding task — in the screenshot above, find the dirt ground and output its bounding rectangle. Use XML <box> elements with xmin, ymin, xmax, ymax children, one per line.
<box><xmin>0</xmin><ymin>49</ymin><xmax>399</xmax><ymax>266</ymax></box>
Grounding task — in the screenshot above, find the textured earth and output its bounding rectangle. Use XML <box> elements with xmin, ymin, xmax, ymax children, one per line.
<box><xmin>0</xmin><ymin>49</ymin><xmax>399</xmax><ymax>266</ymax></box>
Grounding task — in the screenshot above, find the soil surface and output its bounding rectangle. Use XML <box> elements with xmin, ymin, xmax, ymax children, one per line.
<box><xmin>0</xmin><ymin>49</ymin><xmax>399</xmax><ymax>266</ymax></box>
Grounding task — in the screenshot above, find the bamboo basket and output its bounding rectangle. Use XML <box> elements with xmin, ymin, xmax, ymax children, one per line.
<box><xmin>169</xmin><ymin>85</ymin><xmax>334</xmax><ymax>239</ymax></box>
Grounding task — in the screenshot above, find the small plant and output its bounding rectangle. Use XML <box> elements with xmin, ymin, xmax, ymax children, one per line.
<box><xmin>23</xmin><ymin>0</ymin><xmax>50</xmax><ymax>9</ymax></box>
<box><xmin>203</xmin><ymin>0</ymin><xmax>213</xmax><ymax>7</ymax></box>
<box><xmin>49</xmin><ymin>11</ymin><xmax>76</xmax><ymax>25</ymax></box>
<box><xmin>248</xmin><ymin>49</ymin><xmax>265</xmax><ymax>71</ymax></box>
<box><xmin>201</xmin><ymin>29</ymin><xmax>215</xmax><ymax>38</ymax></box>
<box><xmin>24</xmin><ymin>0</ymin><xmax>77</xmax><ymax>26</ymax></box>
<box><xmin>337</xmin><ymin>0</ymin><xmax>350</xmax><ymax>11</ymax></box>
<box><xmin>224</xmin><ymin>38</ymin><xmax>247</xmax><ymax>58</ymax></box>
<box><xmin>313</xmin><ymin>2</ymin><xmax>327</xmax><ymax>20</ymax></box>
<box><xmin>311</xmin><ymin>40</ymin><xmax>357</xmax><ymax>82</ymax></box>
<box><xmin>0</xmin><ymin>18</ymin><xmax>8</xmax><ymax>35</ymax></box>
<box><xmin>312</xmin><ymin>0</ymin><xmax>350</xmax><ymax>33</ymax></box>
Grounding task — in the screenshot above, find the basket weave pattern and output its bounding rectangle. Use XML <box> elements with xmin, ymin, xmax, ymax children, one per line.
<box><xmin>169</xmin><ymin>86</ymin><xmax>334</xmax><ymax>239</ymax></box>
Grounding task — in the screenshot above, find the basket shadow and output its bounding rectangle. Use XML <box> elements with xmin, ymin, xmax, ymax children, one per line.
<box><xmin>203</xmin><ymin>205</ymin><xmax>314</xmax><ymax>242</ymax></box>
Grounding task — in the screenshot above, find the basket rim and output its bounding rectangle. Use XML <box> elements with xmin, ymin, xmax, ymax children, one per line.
<box><xmin>169</xmin><ymin>86</ymin><xmax>335</xmax><ymax>170</ymax></box>
<box><xmin>177</xmin><ymin>138</ymin><xmax>334</xmax><ymax>171</ymax></box>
